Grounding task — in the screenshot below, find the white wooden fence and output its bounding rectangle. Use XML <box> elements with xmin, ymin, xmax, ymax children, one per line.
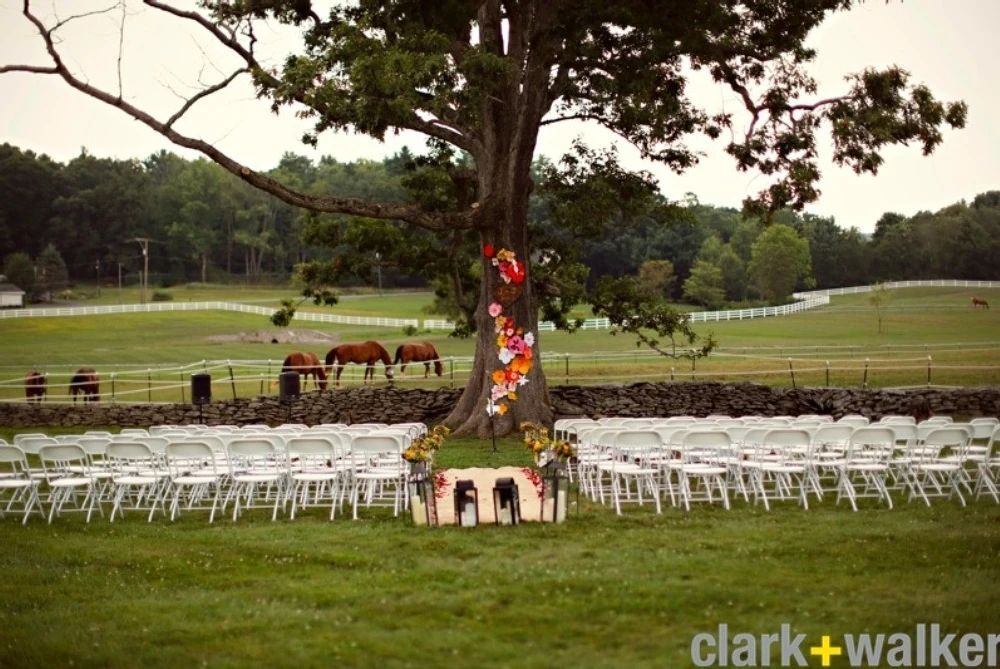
<box><xmin>0</xmin><ymin>279</ymin><xmax>996</xmax><ymax>330</ymax></box>
<box><xmin>793</xmin><ymin>279</ymin><xmax>1000</xmax><ymax>300</ymax></box>
<box><xmin>0</xmin><ymin>301</ymin><xmax>418</xmax><ymax>328</ymax></box>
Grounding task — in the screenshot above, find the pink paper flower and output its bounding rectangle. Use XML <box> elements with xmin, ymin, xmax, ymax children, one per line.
<box><xmin>507</xmin><ymin>335</ymin><xmax>526</xmax><ymax>354</ymax></box>
<box><xmin>488</xmin><ymin>302</ymin><xmax>503</xmax><ymax>318</ymax></box>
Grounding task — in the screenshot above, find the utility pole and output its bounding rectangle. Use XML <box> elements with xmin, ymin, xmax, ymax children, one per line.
<box><xmin>96</xmin><ymin>259</ymin><xmax>101</xmax><ymax>298</ymax></box>
<box><xmin>374</xmin><ymin>252</ymin><xmax>383</xmax><ymax>297</ymax></box>
<box><xmin>128</xmin><ymin>238</ymin><xmax>157</xmax><ymax>304</ymax></box>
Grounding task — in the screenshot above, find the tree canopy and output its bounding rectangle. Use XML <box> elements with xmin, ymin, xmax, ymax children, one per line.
<box><xmin>0</xmin><ymin>0</ymin><xmax>968</xmax><ymax>435</ymax></box>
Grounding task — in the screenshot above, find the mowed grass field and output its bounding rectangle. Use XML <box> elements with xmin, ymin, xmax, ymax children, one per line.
<box><xmin>1</xmin><ymin>286</ymin><xmax>999</xmax><ymax>666</ymax></box>
<box><xmin>0</xmin><ymin>433</ymin><xmax>997</xmax><ymax>668</ymax></box>
<box><xmin>1</xmin><ymin>286</ymin><xmax>998</xmax><ymax>400</ymax></box>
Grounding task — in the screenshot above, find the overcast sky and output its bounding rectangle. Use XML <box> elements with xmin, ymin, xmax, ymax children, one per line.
<box><xmin>1</xmin><ymin>0</ymin><xmax>997</xmax><ymax>234</ymax></box>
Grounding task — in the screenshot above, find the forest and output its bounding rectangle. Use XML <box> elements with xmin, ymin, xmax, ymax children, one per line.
<box><xmin>2</xmin><ymin>141</ymin><xmax>999</xmax><ymax>311</ymax></box>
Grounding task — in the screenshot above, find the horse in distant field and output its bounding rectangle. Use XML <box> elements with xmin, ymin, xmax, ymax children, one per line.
<box><xmin>972</xmin><ymin>297</ymin><xmax>990</xmax><ymax>310</ymax></box>
<box><xmin>280</xmin><ymin>351</ymin><xmax>328</xmax><ymax>391</ymax></box>
<box><xmin>325</xmin><ymin>341</ymin><xmax>395</xmax><ymax>388</ymax></box>
<box><xmin>70</xmin><ymin>367</ymin><xmax>100</xmax><ymax>403</ymax></box>
<box><xmin>24</xmin><ymin>370</ymin><xmax>46</xmax><ymax>403</ymax></box>
<box><xmin>394</xmin><ymin>342</ymin><xmax>443</xmax><ymax>378</ymax></box>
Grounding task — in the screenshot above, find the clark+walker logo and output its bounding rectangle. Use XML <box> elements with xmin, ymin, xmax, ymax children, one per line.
<box><xmin>691</xmin><ymin>624</ymin><xmax>1000</xmax><ymax>667</ymax></box>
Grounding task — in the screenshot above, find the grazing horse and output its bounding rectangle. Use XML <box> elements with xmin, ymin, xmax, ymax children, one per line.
<box><xmin>972</xmin><ymin>297</ymin><xmax>990</xmax><ymax>310</ymax></box>
<box><xmin>280</xmin><ymin>351</ymin><xmax>328</xmax><ymax>391</ymax></box>
<box><xmin>325</xmin><ymin>341</ymin><xmax>395</xmax><ymax>388</ymax></box>
<box><xmin>24</xmin><ymin>370</ymin><xmax>46</xmax><ymax>403</ymax></box>
<box><xmin>394</xmin><ymin>342</ymin><xmax>443</xmax><ymax>378</ymax></box>
<box><xmin>70</xmin><ymin>367</ymin><xmax>100</xmax><ymax>403</ymax></box>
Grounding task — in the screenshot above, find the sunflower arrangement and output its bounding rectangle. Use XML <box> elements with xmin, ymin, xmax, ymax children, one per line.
<box><xmin>520</xmin><ymin>421</ymin><xmax>576</xmax><ymax>464</ymax></box>
<box><xmin>402</xmin><ymin>425</ymin><xmax>451</xmax><ymax>464</ymax></box>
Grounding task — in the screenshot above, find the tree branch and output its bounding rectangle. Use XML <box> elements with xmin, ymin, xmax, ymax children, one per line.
<box><xmin>0</xmin><ymin>63</ymin><xmax>58</xmax><ymax>74</ymax></box>
<box><xmin>164</xmin><ymin>67</ymin><xmax>247</xmax><ymax>130</ymax></box>
<box><xmin>2</xmin><ymin>1</ymin><xmax>483</xmax><ymax>232</ymax></box>
<box><xmin>141</xmin><ymin>0</ymin><xmax>280</xmax><ymax>88</ymax></box>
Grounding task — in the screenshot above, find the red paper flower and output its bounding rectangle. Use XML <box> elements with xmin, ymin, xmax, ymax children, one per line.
<box><xmin>483</xmin><ymin>244</ymin><xmax>495</xmax><ymax>258</ymax></box>
<box><xmin>504</xmin><ymin>261</ymin><xmax>526</xmax><ymax>284</ymax></box>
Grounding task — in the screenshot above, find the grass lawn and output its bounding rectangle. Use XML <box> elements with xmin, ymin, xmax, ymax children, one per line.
<box><xmin>1</xmin><ymin>287</ymin><xmax>998</xmax><ymax>400</ymax></box>
<box><xmin>0</xmin><ymin>432</ymin><xmax>997</xmax><ymax>668</ymax></box>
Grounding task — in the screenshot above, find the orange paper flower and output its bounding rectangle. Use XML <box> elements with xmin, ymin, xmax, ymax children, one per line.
<box><xmin>511</xmin><ymin>355</ymin><xmax>533</xmax><ymax>375</ymax></box>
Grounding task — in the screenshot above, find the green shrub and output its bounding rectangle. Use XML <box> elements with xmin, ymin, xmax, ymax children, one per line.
<box><xmin>151</xmin><ymin>291</ymin><xmax>174</xmax><ymax>302</ymax></box>
<box><xmin>402</xmin><ymin>324</ymin><xmax>419</xmax><ymax>336</ymax></box>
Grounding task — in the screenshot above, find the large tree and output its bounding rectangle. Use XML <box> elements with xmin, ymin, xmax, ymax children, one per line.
<box><xmin>0</xmin><ymin>1</ymin><xmax>966</xmax><ymax>435</ymax></box>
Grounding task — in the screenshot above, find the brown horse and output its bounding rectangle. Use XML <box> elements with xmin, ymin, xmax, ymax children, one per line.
<box><xmin>325</xmin><ymin>341</ymin><xmax>395</xmax><ymax>388</ymax></box>
<box><xmin>70</xmin><ymin>367</ymin><xmax>100</xmax><ymax>403</ymax></box>
<box><xmin>24</xmin><ymin>370</ymin><xmax>46</xmax><ymax>403</ymax></box>
<box><xmin>972</xmin><ymin>297</ymin><xmax>990</xmax><ymax>310</ymax></box>
<box><xmin>280</xmin><ymin>352</ymin><xmax>328</xmax><ymax>391</ymax></box>
<box><xmin>394</xmin><ymin>342</ymin><xmax>443</xmax><ymax>378</ymax></box>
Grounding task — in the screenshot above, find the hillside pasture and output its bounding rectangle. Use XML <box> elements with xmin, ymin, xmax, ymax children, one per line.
<box><xmin>0</xmin><ymin>287</ymin><xmax>997</xmax><ymax>402</ymax></box>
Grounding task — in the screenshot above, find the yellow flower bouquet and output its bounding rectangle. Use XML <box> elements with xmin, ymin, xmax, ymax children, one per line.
<box><xmin>520</xmin><ymin>421</ymin><xmax>576</xmax><ymax>467</ymax></box>
<box><xmin>403</xmin><ymin>425</ymin><xmax>451</xmax><ymax>465</ymax></box>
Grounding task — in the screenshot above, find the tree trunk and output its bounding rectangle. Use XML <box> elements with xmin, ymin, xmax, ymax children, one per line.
<box><xmin>444</xmin><ymin>155</ymin><xmax>553</xmax><ymax>437</ymax></box>
<box><xmin>200</xmin><ymin>253</ymin><xmax>207</xmax><ymax>283</ymax></box>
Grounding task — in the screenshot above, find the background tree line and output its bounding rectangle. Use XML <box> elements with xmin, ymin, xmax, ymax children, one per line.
<box><xmin>2</xmin><ymin>141</ymin><xmax>999</xmax><ymax>307</ymax></box>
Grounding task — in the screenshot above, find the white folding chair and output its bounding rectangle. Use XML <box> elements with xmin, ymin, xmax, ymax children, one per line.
<box><xmin>905</xmin><ymin>426</ymin><xmax>970</xmax><ymax>506</ymax></box>
<box><xmin>285</xmin><ymin>436</ymin><xmax>343</xmax><ymax>520</ymax></box>
<box><xmin>105</xmin><ymin>442</ymin><xmax>169</xmax><ymax>522</ymax></box>
<box><xmin>605</xmin><ymin>430</ymin><xmax>662</xmax><ymax>515</ymax></box>
<box><xmin>676</xmin><ymin>431</ymin><xmax>731</xmax><ymax>511</ymax></box>
<box><xmin>977</xmin><ymin>426</ymin><xmax>1000</xmax><ymax>503</ymax></box>
<box><xmin>223</xmin><ymin>439</ymin><xmax>287</xmax><ymax>521</ymax></box>
<box><xmin>164</xmin><ymin>441</ymin><xmax>224</xmax><ymax>522</ymax></box>
<box><xmin>835</xmin><ymin>426</ymin><xmax>895</xmax><ymax>511</ymax></box>
<box><xmin>752</xmin><ymin>429</ymin><xmax>816</xmax><ymax>510</ymax></box>
<box><xmin>837</xmin><ymin>415</ymin><xmax>869</xmax><ymax>428</ymax></box>
<box><xmin>348</xmin><ymin>434</ymin><xmax>406</xmax><ymax>519</ymax></box>
<box><xmin>38</xmin><ymin>444</ymin><xmax>103</xmax><ymax>523</ymax></box>
<box><xmin>0</xmin><ymin>445</ymin><xmax>44</xmax><ymax>524</ymax></box>
<box><xmin>971</xmin><ymin>425</ymin><xmax>1000</xmax><ymax>504</ymax></box>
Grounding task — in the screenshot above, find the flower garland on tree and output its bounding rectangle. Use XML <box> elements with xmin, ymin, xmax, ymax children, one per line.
<box><xmin>483</xmin><ymin>244</ymin><xmax>534</xmax><ymax>417</ymax></box>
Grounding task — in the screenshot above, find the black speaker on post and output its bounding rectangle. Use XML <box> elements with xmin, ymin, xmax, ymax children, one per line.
<box><xmin>191</xmin><ymin>373</ymin><xmax>212</xmax><ymax>405</ymax></box>
<box><xmin>279</xmin><ymin>371</ymin><xmax>300</xmax><ymax>403</ymax></box>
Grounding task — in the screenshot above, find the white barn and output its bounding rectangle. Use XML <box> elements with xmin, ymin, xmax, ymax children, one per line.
<box><xmin>0</xmin><ymin>283</ymin><xmax>25</xmax><ymax>308</ymax></box>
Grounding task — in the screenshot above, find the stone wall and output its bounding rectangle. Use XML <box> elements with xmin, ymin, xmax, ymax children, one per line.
<box><xmin>1</xmin><ymin>383</ymin><xmax>998</xmax><ymax>428</ymax></box>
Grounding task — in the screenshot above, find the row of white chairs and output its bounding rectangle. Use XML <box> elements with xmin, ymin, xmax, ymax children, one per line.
<box><xmin>559</xmin><ymin>416</ymin><xmax>1000</xmax><ymax>514</ymax></box>
<box><xmin>0</xmin><ymin>423</ymin><xmax>427</xmax><ymax>524</ymax></box>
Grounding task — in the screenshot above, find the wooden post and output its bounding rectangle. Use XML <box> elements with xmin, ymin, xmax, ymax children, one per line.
<box><xmin>228</xmin><ymin>360</ymin><xmax>237</xmax><ymax>399</ymax></box>
<box><xmin>825</xmin><ymin>361</ymin><xmax>830</xmax><ymax>388</ymax></box>
<box><xmin>147</xmin><ymin>369</ymin><xmax>152</xmax><ymax>403</ymax></box>
<box><xmin>788</xmin><ymin>358</ymin><xmax>796</xmax><ymax>388</ymax></box>
<box><xmin>180</xmin><ymin>373</ymin><xmax>185</xmax><ymax>403</ymax></box>
<box><xmin>449</xmin><ymin>358</ymin><xmax>454</xmax><ymax>388</ymax></box>
<box><xmin>862</xmin><ymin>358</ymin><xmax>870</xmax><ymax>389</ymax></box>
<box><xmin>111</xmin><ymin>373</ymin><xmax>116</xmax><ymax>403</ymax></box>
<box><xmin>564</xmin><ymin>354</ymin><xmax>570</xmax><ymax>385</ymax></box>
<box><xmin>927</xmin><ymin>356</ymin><xmax>932</xmax><ymax>386</ymax></box>
<box><xmin>670</xmin><ymin>367</ymin><xmax>675</xmax><ymax>382</ymax></box>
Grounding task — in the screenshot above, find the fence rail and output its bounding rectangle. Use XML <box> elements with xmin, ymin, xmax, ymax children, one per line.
<box><xmin>3</xmin><ymin>347</ymin><xmax>998</xmax><ymax>404</ymax></box>
<box><xmin>2</xmin><ymin>278</ymin><xmax>996</xmax><ymax>330</ymax></box>
<box><xmin>793</xmin><ymin>279</ymin><xmax>1000</xmax><ymax>300</ymax></box>
<box><xmin>0</xmin><ymin>301</ymin><xmax>418</xmax><ymax>328</ymax></box>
